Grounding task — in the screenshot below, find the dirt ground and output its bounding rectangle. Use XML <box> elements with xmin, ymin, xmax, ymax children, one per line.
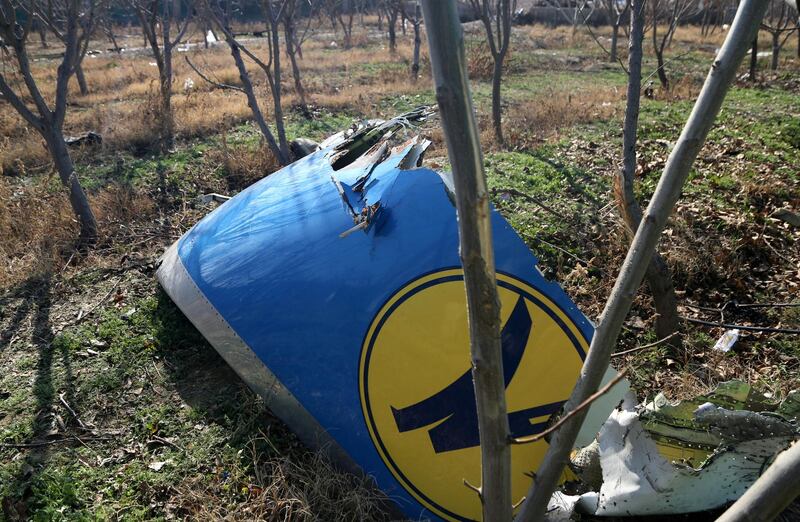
<box><xmin>1</xmin><ymin>15</ymin><xmax>798</xmax><ymax>520</ymax></box>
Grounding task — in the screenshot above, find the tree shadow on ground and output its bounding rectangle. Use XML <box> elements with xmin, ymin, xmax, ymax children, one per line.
<box><xmin>149</xmin><ymin>289</ymin><xmax>393</xmax><ymax>520</ymax></box>
<box><xmin>150</xmin><ymin>289</ymin><xmax>296</xmax><ymax>451</ymax></box>
<box><xmin>0</xmin><ymin>275</ymin><xmax>80</xmax><ymax>520</ymax></box>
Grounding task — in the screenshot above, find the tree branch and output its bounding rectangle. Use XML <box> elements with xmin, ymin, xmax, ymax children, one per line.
<box><xmin>515</xmin><ymin>0</ymin><xmax>770</xmax><ymax>518</ymax></box>
<box><xmin>509</xmin><ymin>369</ymin><xmax>628</xmax><ymax>445</ymax></box>
<box><xmin>0</xmin><ymin>72</ymin><xmax>44</xmax><ymax>131</ymax></box>
<box><xmin>184</xmin><ymin>55</ymin><xmax>244</xmax><ymax>92</ymax></box>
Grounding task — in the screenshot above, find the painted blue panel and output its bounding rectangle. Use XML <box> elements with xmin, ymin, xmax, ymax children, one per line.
<box><xmin>176</xmin><ymin>147</ymin><xmax>594</xmax><ymax>520</ymax></box>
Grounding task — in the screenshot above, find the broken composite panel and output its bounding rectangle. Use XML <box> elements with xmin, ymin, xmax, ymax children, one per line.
<box><xmin>157</xmin><ymin>115</ymin><xmax>798</xmax><ymax>520</ymax></box>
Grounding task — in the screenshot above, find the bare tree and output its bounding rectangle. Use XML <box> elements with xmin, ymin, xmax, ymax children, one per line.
<box><xmin>100</xmin><ymin>16</ymin><xmax>122</xmax><ymax>52</ymax></box>
<box><xmin>0</xmin><ymin>0</ymin><xmax>100</xmax><ymax>242</ymax></box>
<box><xmin>603</xmin><ymin>0</ymin><xmax>629</xmax><ymax>63</ymax></box>
<box><xmin>202</xmin><ymin>0</ymin><xmax>290</xmax><ymax>165</ymax></box>
<box><xmin>470</xmin><ymin>0</ymin><xmax>513</xmax><ymax>145</ymax></box>
<box><xmin>650</xmin><ymin>0</ymin><xmax>694</xmax><ymax>89</ymax></box>
<box><xmin>422</xmin><ymin>1</ymin><xmax>512</xmax><ymax>519</ymax></box>
<box><xmin>410</xmin><ymin>0</ymin><xmax>422</xmax><ymax>80</ymax></box>
<box><xmin>517</xmin><ymin>0</ymin><xmax>769</xmax><ymax>517</ymax></box>
<box><xmin>382</xmin><ymin>0</ymin><xmax>400</xmax><ymax>53</ymax></box>
<box><xmin>129</xmin><ymin>0</ymin><xmax>192</xmax><ymax>151</ymax></box>
<box><xmin>616</xmin><ymin>0</ymin><xmax>680</xmax><ymax>346</ymax></box>
<box><xmin>333</xmin><ymin>0</ymin><xmax>355</xmax><ymax>48</ymax></box>
<box><xmin>34</xmin><ymin>0</ymin><xmax>93</xmax><ymax>94</ymax></box>
<box><xmin>283</xmin><ymin>0</ymin><xmax>308</xmax><ymax>110</ymax></box>
<box><xmin>761</xmin><ymin>0</ymin><xmax>798</xmax><ymax>70</ymax></box>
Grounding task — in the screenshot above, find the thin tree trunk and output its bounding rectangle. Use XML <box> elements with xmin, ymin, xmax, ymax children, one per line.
<box><xmin>749</xmin><ymin>35</ymin><xmax>758</xmax><ymax>80</ymax></box>
<box><xmin>717</xmin><ymin>441</ymin><xmax>800</xmax><ymax>522</ymax></box>
<box><xmin>652</xmin><ymin>10</ymin><xmax>670</xmax><ymax>90</ymax></box>
<box><xmin>421</xmin><ymin>1</ymin><xmax>512</xmax><ymax>520</ymax></box>
<box><xmin>285</xmin><ymin>20</ymin><xmax>308</xmax><ymax>109</ymax></box>
<box><xmin>771</xmin><ymin>31</ymin><xmax>779</xmax><ymax>70</ymax></box>
<box><xmin>75</xmin><ymin>63</ymin><xmax>89</xmax><ymax>95</ymax></box>
<box><xmin>655</xmin><ymin>46</ymin><xmax>669</xmax><ymax>89</ymax></box>
<box><xmin>516</xmin><ymin>0</ymin><xmax>769</xmax><ymax>518</ymax></box>
<box><xmin>388</xmin><ymin>12</ymin><xmax>397</xmax><ymax>53</ymax></box>
<box><xmin>616</xmin><ymin>0</ymin><xmax>680</xmax><ymax>346</ymax></box>
<box><xmin>610</xmin><ymin>23</ymin><xmax>619</xmax><ymax>62</ymax></box>
<box><xmin>38</xmin><ymin>24</ymin><xmax>48</xmax><ymax>48</ymax></box>
<box><xmin>106</xmin><ymin>24</ymin><xmax>121</xmax><ymax>52</ymax></box>
<box><xmin>158</xmin><ymin>64</ymin><xmax>174</xmax><ymax>151</ymax></box>
<box><xmin>269</xmin><ymin>19</ymin><xmax>290</xmax><ymax>161</ymax></box>
<box><xmin>47</xmin><ymin>129</ymin><xmax>98</xmax><ymax>242</ymax></box>
<box><xmin>226</xmin><ymin>41</ymin><xmax>287</xmax><ymax>165</ymax></box>
<box><xmin>411</xmin><ymin>3</ymin><xmax>421</xmax><ymax>80</ymax></box>
<box><xmin>491</xmin><ymin>55</ymin><xmax>505</xmax><ymax>145</ymax></box>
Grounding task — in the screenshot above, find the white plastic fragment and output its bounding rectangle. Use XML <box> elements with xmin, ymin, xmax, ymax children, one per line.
<box><xmin>578</xmin><ymin>405</ymin><xmax>794</xmax><ymax>516</ymax></box>
<box><xmin>205</xmin><ymin>30</ymin><xmax>217</xmax><ymax>44</ymax></box>
<box><xmin>712</xmin><ymin>328</ymin><xmax>740</xmax><ymax>352</ymax></box>
<box><xmin>197</xmin><ymin>193</ymin><xmax>231</xmax><ymax>205</ymax></box>
<box><xmin>694</xmin><ymin>401</ymin><xmax>716</xmax><ymax>415</ymax></box>
<box><xmin>545</xmin><ymin>492</ymin><xmax>580</xmax><ymax>521</ymax></box>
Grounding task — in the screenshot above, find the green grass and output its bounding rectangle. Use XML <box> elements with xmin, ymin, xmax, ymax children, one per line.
<box><xmin>0</xmin><ymin>281</ymin><xmax>307</xmax><ymax>518</ymax></box>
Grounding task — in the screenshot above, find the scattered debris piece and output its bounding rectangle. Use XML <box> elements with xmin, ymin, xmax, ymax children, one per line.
<box><xmin>569</xmin><ymin>381</ymin><xmax>799</xmax><ymax>517</ymax></box>
<box><xmin>197</xmin><ymin>193</ymin><xmax>231</xmax><ymax>205</ymax></box>
<box><xmin>712</xmin><ymin>328</ymin><xmax>740</xmax><ymax>352</ymax></box>
<box><xmin>65</xmin><ymin>131</ymin><xmax>102</xmax><ymax>148</ymax></box>
<box><xmin>771</xmin><ymin>208</ymin><xmax>800</xmax><ymax>228</ymax></box>
<box><xmin>289</xmin><ymin>138</ymin><xmax>320</xmax><ymax>160</ymax></box>
<box><xmin>148</xmin><ymin>460</ymin><xmax>169</xmax><ymax>472</ymax></box>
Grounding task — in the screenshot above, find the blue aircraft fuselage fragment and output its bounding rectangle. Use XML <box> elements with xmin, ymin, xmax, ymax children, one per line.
<box><xmin>157</xmin><ymin>139</ymin><xmax>624</xmax><ymax>521</ymax></box>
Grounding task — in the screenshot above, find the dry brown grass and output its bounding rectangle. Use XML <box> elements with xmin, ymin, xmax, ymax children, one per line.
<box><xmin>173</xmin><ymin>438</ymin><xmax>389</xmax><ymax>521</ymax></box>
<box><xmin>0</xmin><ymin>26</ymin><xmax>427</xmax><ymax>172</ymax></box>
<box><xmin>0</xmin><ymin>175</ymin><xmax>160</xmax><ymax>288</ymax></box>
<box><xmin>503</xmin><ymin>87</ymin><xmax>623</xmax><ymax>150</ymax></box>
<box><xmin>206</xmin><ymin>127</ymin><xmax>281</xmax><ymax>192</ymax></box>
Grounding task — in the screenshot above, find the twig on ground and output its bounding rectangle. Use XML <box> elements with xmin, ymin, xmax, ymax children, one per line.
<box><xmin>0</xmin><ymin>435</ymin><xmax>109</xmax><ymax>449</ymax></box>
<box><xmin>490</xmin><ymin>187</ymin><xmax>562</xmax><ymax>218</ymax></box>
<box><xmin>681</xmin><ymin>316</ymin><xmax>800</xmax><ymax>335</ymax></box>
<box><xmin>734</xmin><ymin>302</ymin><xmax>800</xmax><ymax>309</ymax></box>
<box><xmin>611</xmin><ymin>332</ymin><xmax>680</xmax><ymax>358</ymax></box>
<box><xmin>510</xmin><ymin>369</ymin><xmax>628</xmax><ymax>445</ymax></box>
<box><xmin>522</xmin><ymin>232</ymin><xmax>592</xmax><ymax>267</ymax></box>
<box><xmin>59</xmin><ymin>392</ymin><xmax>88</xmax><ymax>430</ymax></box>
<box><xmin>77</xmin><ymin>277</ymin><xmax>121</xmax><ymax>324</ymax></box>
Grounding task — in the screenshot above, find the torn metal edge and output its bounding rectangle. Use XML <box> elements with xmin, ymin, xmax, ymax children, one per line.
<box><xmin>155</xmin><ymin>242</ymin><xmax>362</xmax><ymax>476</ymax></box>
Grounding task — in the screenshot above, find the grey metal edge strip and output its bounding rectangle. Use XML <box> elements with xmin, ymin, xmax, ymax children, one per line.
<box><xmin>155</xmin><ymin>241</ymin><xmax>362</xmax><ymax>477</ymax></box>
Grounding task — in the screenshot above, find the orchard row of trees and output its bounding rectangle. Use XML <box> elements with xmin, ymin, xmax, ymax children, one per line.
<box><xmin>0</xmin><ymin>0</ymin><xmax>423</xmax><ymax>242</ymax></box>
<box><xmin>2</xmin><ymin>0</ymin><xmax>796</xmax><ymax>242</ymax></box>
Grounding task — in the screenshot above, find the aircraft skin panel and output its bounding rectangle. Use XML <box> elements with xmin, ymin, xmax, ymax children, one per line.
<box><xmin>156</xmin><ymin>242</ymin><xmax>362</xmax><ymax>475</ymax></box>
<box><xmin>158</xmin><ymin>144</ymin><xmax>625</xmax><ymax>521</ymax></box>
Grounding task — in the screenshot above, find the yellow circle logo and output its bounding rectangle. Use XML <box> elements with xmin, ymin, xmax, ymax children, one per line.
<box><xmin>359</xmin><ymin>269</ymin><xmax>587</xmax><ymax>521</ymax></box>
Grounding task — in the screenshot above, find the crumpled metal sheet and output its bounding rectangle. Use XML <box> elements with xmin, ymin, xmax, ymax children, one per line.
<box><xmin>573</xmin><ymin>383</ymin><xmax>799</xmax><ymax>517</ymax></box>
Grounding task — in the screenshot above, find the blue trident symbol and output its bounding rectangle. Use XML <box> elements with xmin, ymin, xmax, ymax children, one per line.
<box><xmin>391</xmin><ymin>296</ymin><xmax>565</xmax><ymax>453</ymax></box>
